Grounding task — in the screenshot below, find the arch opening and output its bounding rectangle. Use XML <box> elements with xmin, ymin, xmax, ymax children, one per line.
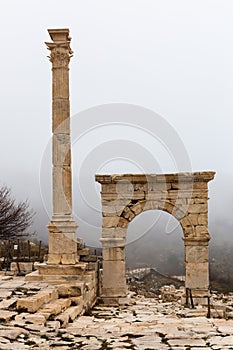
<box><xmin>126</xmin><ymin>210</ymin><xmax>184</xmax><ymax>277</ymax></box>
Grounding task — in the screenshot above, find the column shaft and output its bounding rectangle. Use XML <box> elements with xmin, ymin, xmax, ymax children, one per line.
<box><xmin>45</xmin><ymin>29</ymin><xmax>78</xmax><ymax>264</ymax></box>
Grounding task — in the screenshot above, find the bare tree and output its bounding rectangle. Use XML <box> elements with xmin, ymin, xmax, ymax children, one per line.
<box><xmin>0</xmin><ymin>186</ymin><xmax>35</xmax><ymax>240</ymax></box>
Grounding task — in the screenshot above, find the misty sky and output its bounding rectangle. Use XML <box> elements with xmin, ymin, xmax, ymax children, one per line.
<box><xmin>0</xmin><ymin>1</ymin><xmax>233</xmax><ymax>245</ymax></box>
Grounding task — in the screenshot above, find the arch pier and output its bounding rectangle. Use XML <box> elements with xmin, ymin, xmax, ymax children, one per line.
<box><xmin>96</xmin><ymin>172</ymin><xmax>215</xmax><ymax>305</ymax></box>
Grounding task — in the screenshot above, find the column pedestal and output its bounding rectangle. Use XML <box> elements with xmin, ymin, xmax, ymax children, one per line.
<box><xmin>99</xmin><ymin>238</ymin><xmax>128</xmax><ymax>305</ymax></box>
<box><xmin>47</xmin><ymin>218</ymin><xmax>79</xmax><ymax>265</ymax></box>
<box><xmin>183</xmin><ymin>237</ymin><xmax>210</xmax><ymax>305</ymax></box>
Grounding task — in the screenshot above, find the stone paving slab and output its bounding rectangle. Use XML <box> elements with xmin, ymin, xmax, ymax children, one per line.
<box><xmin>1</xmin><ymin>276</ymin><xmax>233</xmax><ymax>348</ymax></box>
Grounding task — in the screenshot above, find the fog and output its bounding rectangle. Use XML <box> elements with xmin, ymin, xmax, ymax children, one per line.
<box><xmin>0</xmin><ymin>1</ymin><xmax>233</xmax><ymax>249</ymax></box>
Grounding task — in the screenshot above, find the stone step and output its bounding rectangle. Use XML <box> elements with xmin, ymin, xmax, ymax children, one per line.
<box><xmin>38</xmin><ymin>275</ymin><xmax>88</xmax><ymax>284</ymax></box>
<box><xmin>16</xmin><ymin>287</ymin><xmax>58</xmax><ymax>313</ymax></box>
<box><xmin>57</xmin><ymin>283</ymin><xmax>84</xmax><ymax>298</ymax></box>
<box><xmin>25</xmin><ymin>270</ymin><xmax>88</xmax><ymax>284</ymax></box>
<box><xmin>83</xmin><ymin>271</ymin><xmax>97</xmax><ymax>284</ymax></box>
<box><xmin>183</xmin><ymin>308</ymin><xmax>208</xmax><ymax>317</ymax></box>
<box><xmin>15</xmin><ymin>312</ymin><xmax>46</xmax><ymax>326</ymax></box>
<box><xmin>55</xmin><ymin>304</ymin><xmax>84</xmax><ymax>326</ymax></box>
<box><xmin>39</xmin><ymin>298</ymin><xmax>71</xmax><ymax>320</ymax></box>
<box><xmin>70</xmin><ymin>295</ymin><xmax>84</xmax><ymax>306</ymax></box>
<box><xmin>37</xmin><ymin>263</ymin><xmax>88</xmax><ymax>276</ymax></box>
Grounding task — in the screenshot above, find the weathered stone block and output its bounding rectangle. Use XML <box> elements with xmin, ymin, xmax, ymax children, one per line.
<box><xmin>118</xmin><ymin>217</ymin><xmax>129</xmax><ymax>227</ymax></box>
<box><xmin>185</xmin><ymin>245</ymin><xmax>208</xmax><ymax>263</ymax></box>
<box><xmin>46</xmin><ymin>253</ymin><xmax>61</xmax><ymax>264</ymax></box>
<box><xmin>116</xmin><ymin>181</ymin><xmax>134</xmax><ymax>194</ymax></box>
<box><xmin>101</xmin><ymin>184</ymin><xmax>117</xmax><ymax>193</ymax></box>
<box><xmin>101</xmin><ymin>286</ymin><xmax>127</xmax><ymax>298</ymax></box>
<box><xmin>173</xmin><ymin>208</ymin><xmax>185</xmax><ymax>220</ymax></box>
<box><xmin>10</xmin><ymin>262</ymin><xmax>33</xmax><ymax>275</ymax></box>
<box><xmin>57</xmin><ymin>284</ymin><xmax>83</xmax><ymax>298</ymax></box>
<box><xmin>102</xmin><ymin>247</ymin><xmax>125</xmax><ymax>261</ymax></box>
<box><xmin>0</xmin><ymin>298</ymin><xmax>17</xmax><ymax>310</ymax></box>
<box><xmin>134</xmin><ymin>183</ymin><xmax>148</xmax><ymax>191</ymax></box>
<box><xmin>122</xmin><ymin>207</ymin><xmax>135</xmax><ymax>221</ymax></box>
<box><xmin>102</xmin><ymin>205</ymin><xmax>123</xmax><ymax>216</ymax></box>
<box><xmin>143</xmin><ymin>200</ymin><xmax>158</xmax><ymax>211</ymax></box>
<box><xmin>102</xmin><ymin>260</ymin><xmax>127</xmax><ymax>297</ymax></box>
<box><xmin>52</xmin><ymin>134</ymin><xmax>71</xmax><ymax>166</ymax></box>
<box><xmin>182</xmin><ymin>226</ymin><xmax>195</xmax><ymax>237</ymax></box>
<box><xmin>171</xmin><ymin>182</ymin><xmax>194</xmax><ymax>190</ymax></box>
<box><xmin>56</xmin><ymin>305</ymin><xmax>83</xmax><ymax>326</ymax></box>
<box><xmin>188</xmin><ymin>213</ymin><xmax>199</xmax><ymax>226</ymax></box>
<box><xmin>48</xmin><ymin>231</ymin><xmax>77</xmax><ymax>255</ymax></box>
<box><xmin>101</xmin><ymin>192</ymin><xmax>118</xmax><ymax>201</ymax></box>
<box><xmin>0</xmin><ymin>310</ymin><xmax>17</xmax><ymax>322</ymax></box>
<box><xmin>100</xmin><ymin>237</ymin><xmax>125</xmax><ymax>248</ymax></box>
<box><xmin>37</xmin><ymin>263</ymin><xmax>87</xmax><ymax>276</ymax></box>
<box><xmin>15</xmin><ymin>313</ymin><xmax>46</xmax><ymax>325</ymax></box>
<box><xmin>198</xmin><ymin>213</ymin><xmax>208</xmax><ymax>225</ymax></box>
<box><xmin>17</xmin><ymin>288</ymin><xmax>58</xmax><ymax>313</ymax></box>
<box><xmin>146</xmin><ymin>192</ymin><xmax>167</xmax><ymax>200</ymax></box>
<box><xmin>102</xmin><ymin>227</ymin><xmax>127</xmax><ymax>239</ymax></box>
<box><xmin>102</xmin><ymin>216</ymin><xmax>120</xmax><ymax>228</ymax></box>
<box><xmin>130</xmin><ymin>202</ymin><xmax>143</xmax><ymax>215</ymax></box>
<box><xmin>52</xmin><ymin>166</ymin><xmax>72</xmax><ymax>214</ymax></box>
<box><xmin>193</xmin><ymin>182</ymin><xmax>208</xmax><ymax>189</ymax></box>
<box><xmin>70</xmin><ymin>296</ymin><xmax>84</xmax><ymax>306</ymax></box>
<box><xmin>180</xmin><ymin>216</ymin><xmax>192</xmax><ymax>228</ymax></box>
<box><xmin>188</xmin><ymin>203</ymin><xmax>208</xmax><ymax>214</ymax></box>
<box><xmin>52</xmin><ymin>100</ymin><xmax>70</xmax><ymax>133</ymax></box>
<box><xmin>194</xmin><ymin>197</ymin><xmax>206</xmax><ymax>204</ymax></box>
<box><xmin>61</xmin><ymin>253</ymin><xmax>78</xmax><ymax>265</ymax></box>
<box><xmin>173</xmin><ymin>198</ymin><xmax>187</xmax><ymax>205</ymax></box>
<box><xmin>185</xmin><ymin>262</ymin><xmax>209</xmax><ymax>289</ymax></box>
<box><xmin>40</xmin><ymin>298</ymin><xmax>71</xmax><ymax>319</ymax></box>
<box><xmin>195</xmin><ymin>225</ymin><xmax>209</xmax><ymax>237</ymax></box>
<box><xmin>162</xmin><ymin>201</ymin><xmax>174</xmax><ymax>213</ymax></box>
<box><xmin>149</xmin><ymin>182</ymin><xmax>171</xmax><ymax>191</ymax></box>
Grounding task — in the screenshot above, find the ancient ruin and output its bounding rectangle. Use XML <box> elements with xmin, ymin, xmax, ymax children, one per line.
<box><xmin>3</xmin><ymin>25</ymin><xmax>233</xmax><ymax>350</ymax></box>
<box><xmin>96</xmin><ymin>172</ymin><xmax>215</xmax><ymax>304</ymax></box>
<box><xmin>45</xmin><ymin>28</ymin><xmax>78</xmax><ymax>266</ymax></box>
<box><xmin>26</xmin><ymin>28</ymin><xmax>215</xmax><ymax>314</ymax></box>
<box><xmin>34</xmin><ymin>29</ymin><xmax>216</xmax><ymax>308</ymax></box>
<box><xmin>26</xmin><ymin>29</ymin><xmax>97</xmax><ymax>314</ymax></box>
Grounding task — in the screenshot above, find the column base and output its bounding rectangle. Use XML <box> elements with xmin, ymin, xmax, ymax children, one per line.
<box><xmin>182</xmin><ymin>288</ymin><xmax>211</xmax><ymax>306</ymax></box>
<box><xmin>47</xmin><ymin>218</ymin><xmax>80</xmax><ymax>265</ymax></box>
<box><xmin>25</xmin><ymin>262</ymin><xmax>88</xmax><ymax>284</ymax></box>
<box><xmin>98</xmin><ymin>294</ymin><xmax>131</xmax><ymax>306</ymax></box>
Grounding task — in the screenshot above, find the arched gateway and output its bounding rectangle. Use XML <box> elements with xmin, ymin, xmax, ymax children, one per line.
<box><xmin>96</xmin><ymin>172</ymin><xmax>215</xmax><ymax>304</ymax></box>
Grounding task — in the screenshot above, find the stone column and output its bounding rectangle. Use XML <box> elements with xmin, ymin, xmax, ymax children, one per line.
<box><xmin>45</xmin><ymin>29</ymin><xmax>78</xmax><ymax>265</ymax></box>
<box><xmin>184</xmin><ymin>237</ymin><xmax>210</xmax><ymax>302</ymax></box>
<box><xmin>100</xmin><ymin>237</ymin><xmax>128</xmax><ymax>300</ymax></box>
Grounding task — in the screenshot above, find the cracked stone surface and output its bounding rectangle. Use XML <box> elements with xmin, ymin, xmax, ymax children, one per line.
<box><xmin>1</xmin><ymin>276</ymin><xmax>233</xmax><ymax>349</ymax></box>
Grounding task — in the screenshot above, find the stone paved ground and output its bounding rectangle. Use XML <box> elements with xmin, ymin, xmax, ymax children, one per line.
<box><xmin>2</xmin><ymin>295</ymin><xmax>233</xmax><ymax>349</ymax></box>
<box><xmin>1</xmin><ymin>275</ymin><xmax>233</xmax><ymax>349</ymax></box>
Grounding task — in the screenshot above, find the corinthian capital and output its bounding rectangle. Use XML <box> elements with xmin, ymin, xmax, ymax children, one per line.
<box><xmin>45</xmin><ymin>29</ymin><xmax>73</xmax><ymax>68</ymax></box>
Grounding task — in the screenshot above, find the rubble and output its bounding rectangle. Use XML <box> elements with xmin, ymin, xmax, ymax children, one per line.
<box><xmin>0</xmin><ymin>275</ymin><xmax>233</xmax><ymax>348</ymax></box>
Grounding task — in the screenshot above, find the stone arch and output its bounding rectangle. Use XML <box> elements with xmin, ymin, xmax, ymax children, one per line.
<box><xmin>119</xmin><ymin>199</ymin><xmax>196</xmax><ymax>239</ymax></box>
<box><xmin>96</xmin><ymin>172</ymin><xmax>215</xmax><ymax>304</ymax></box>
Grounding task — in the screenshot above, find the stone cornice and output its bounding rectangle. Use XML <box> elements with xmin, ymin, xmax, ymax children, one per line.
<box><xmin>95</xmin><ymin>172</ymin><xmax>216</xmax><ymax>184</ymax></box>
